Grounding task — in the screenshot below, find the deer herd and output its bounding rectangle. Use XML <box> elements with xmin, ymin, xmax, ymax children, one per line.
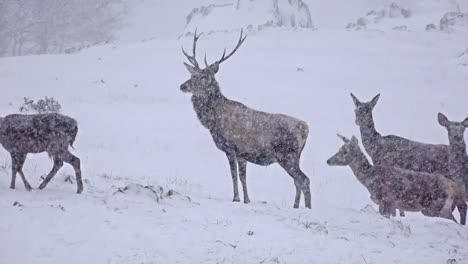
<box><xmin>1</xmin><ymin>30</ymin><xmax>467</xmax><ymax>225</ymax></box>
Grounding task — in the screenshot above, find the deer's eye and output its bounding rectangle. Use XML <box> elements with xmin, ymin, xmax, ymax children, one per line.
<box><xmin>199</xmin><ymin>76</ymin><xmax>209</xmax><ymax>85</ymax></box>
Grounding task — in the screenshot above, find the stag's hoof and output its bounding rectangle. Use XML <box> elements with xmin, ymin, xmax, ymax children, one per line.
<box><xmin>24</xmin><ymin>184</ymin><xmax>32</xmax><ymax>191</ymax></box>
<box><xmin>244</xmin><ymin>198</ymin><xmax>251</xmax><ymax>204</ymax></box>
<box><xmin>10</xmin><ymin>185</ymin><xmax>15</xmax><ymax>190</ymax></box>
<box><xmin>232</xmin><ymin>197</ymin><xmax>241</xmax><ymax>202</ymax></box>
<box><xmin>38</xmin><ymin>183</ymin><xmax>47</xmax><ymax>190</ymax></box>
<box><xmin>293</xmin><ymin>204</ymin><xmax>299</xmax><ymax>209</ymax></box>
<box><xmin>76</xmin><ymin>187</ymin><xmax>83</xmax><ymax>194</ymax></box>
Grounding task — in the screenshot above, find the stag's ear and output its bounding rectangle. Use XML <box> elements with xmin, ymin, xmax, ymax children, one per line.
<box><xmin>184</xmin><ymin>62</ymin><xmax>199</xmax><ymax>75</ymax></box>
<box><xmin>351</xmin><ymin>136</ymin><xmax>359</xmax><ymax>145</ymax></box>
<box><xmin>207</xmin><ymin>62</ymin><xmax>219</xmax><ymax>74</ymax></box>
<box><xmin>350</xmin><ymin>93</ymin><xmax>360</xmax><ymax>107</ymax></box>
<box><xmin>437</xmin><ymin>113</ymin><xmax>450</xmax><ymax>127</ymax></box>
<box><xmin>462</xmin><ymin>116</ymin><xmax>468</xmax><ymax>127</ymax></box>
<box><xmin>369</xmin><ymin>94</ymin><xmax>380</xmax><ymax>109</ymax></box>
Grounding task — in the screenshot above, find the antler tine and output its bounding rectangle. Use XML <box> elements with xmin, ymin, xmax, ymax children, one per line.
<box><xmin>182</xmin><ymin>29</ymin><xmax>202</xmax><ymax>69</ymax></box>
<box><xmin>204</xmin><ymin>53</ymin><xmax>209</xmax><ymax>67</ymax></box>
<box><xmin>217</xmin><ymin>29</ymin><xmax>247</xmax><ymax>64</ymax></box>
<box><xmin>337</xmin><ymin>134</ymin><xmax>350</xmax><ymax>143</ymax></box>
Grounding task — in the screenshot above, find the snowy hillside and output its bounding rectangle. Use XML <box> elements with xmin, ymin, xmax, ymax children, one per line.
<box><xmin>1</xmin><ymin>0</ymin><xmax>468</xmax><ymax>263</ymax></box>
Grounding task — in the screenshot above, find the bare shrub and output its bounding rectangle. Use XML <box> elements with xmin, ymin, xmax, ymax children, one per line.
<box><xmin>19</xmin><ymin>96</ymin><xmax>62</xmax><ymax>114</ymax></box>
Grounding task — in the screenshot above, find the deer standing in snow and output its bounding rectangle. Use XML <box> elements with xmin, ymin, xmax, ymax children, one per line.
<box><xmin>351</xmin><ymin>94</ymin><xmax>452</xmax><ymax>217</ymax></box>
<box><xmin>0</xmin><ymin>113</ymin><xmax>83</xmax><ymax>193</ymax></box>
<box><xmin>438</xmin><ymin>113</ymin><xmax>468</xmax><ymax>225</ymax></box>
<box><xmin>180</xmin><ymin>30</ymin><xmax>311</xmax><ymax>208</ymax></box>
<box><xmin>327</xmin><ymin>134</ymin><xmax>463</xmax><ymax>223</ymax></box>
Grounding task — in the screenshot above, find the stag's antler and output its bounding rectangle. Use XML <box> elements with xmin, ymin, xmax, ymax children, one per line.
<box><xmin>205</xmin><ymin>29</ymin><xmax>247</xmax><ymax>66</ymax></box>
<box><xmin>182</xmin><ymin>29</ymin><xmax>202</xmax><ymax>69</ymax></box>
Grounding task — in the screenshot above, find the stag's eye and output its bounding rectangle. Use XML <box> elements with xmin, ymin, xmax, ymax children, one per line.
<box><xmin>200</xmin><ymin>76</ymin><xmax>208</xmax><ymax>84</ymax></box>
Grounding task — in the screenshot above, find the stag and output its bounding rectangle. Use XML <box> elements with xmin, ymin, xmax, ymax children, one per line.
<box><xmin>0</xmin><ymin>113</ymin><xmax>83</xmax><ymax>193</ymax></box>
<box><xmin>351</xmin><ymin>93</ymin><xmax>454</xmax><ymax>217</ymax></box>
<box><xmin>180</xmin><ymin>30</ymin><xmax>311</xmax><ymax>208</ymax></box>
<box><xmin>438</xmin><ymin>113</ymin><xmax>468</xmax><ymax>224</ymax></box>
<box><xmin>327</xmin><ymin>135</ymin><xmax>464</xmax><ymax>223</ymax></box>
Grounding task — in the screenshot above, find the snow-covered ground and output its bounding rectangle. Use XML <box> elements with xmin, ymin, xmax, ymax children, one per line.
<box><xmin>1</xmin><ymin>1</ymin><xmax>468</xmax><ymax>263</ymax></box>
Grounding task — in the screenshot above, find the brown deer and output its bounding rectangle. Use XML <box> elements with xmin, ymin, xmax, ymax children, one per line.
<box><xmin>180</xmin><ymin>30</ymin><xmax>311</xmax><ymax>208</ymax></box>
<box><xmin>327</xmin><ymin>134</ymin><xmax>464</xmax><ymax>223</ymax></box>
<box><xmin>351</xmin><ymin>94</ymin><xmax>451</xmax><ymax>217</ymax></box>
<box><xmin>0</xmin><ymin>113</ymin><xmax>83</xmax><ymax>193</ymax></box>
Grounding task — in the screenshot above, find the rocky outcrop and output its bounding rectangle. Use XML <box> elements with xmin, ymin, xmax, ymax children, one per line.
<box><xmin>183</xmin><ymin>0</ymin><xmax>314</xmax><ymax>36</ymax></box>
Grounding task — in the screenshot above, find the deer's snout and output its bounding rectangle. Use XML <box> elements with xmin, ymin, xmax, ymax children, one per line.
<box><xmin>180</xmin><ymin>83</ymin><xmax>189</xmax><ymax>93</ymax></box>
<box><xmin>326</xmin><ymin>158</ymin><xmax>332</xmax><ymax>165</ymax></box>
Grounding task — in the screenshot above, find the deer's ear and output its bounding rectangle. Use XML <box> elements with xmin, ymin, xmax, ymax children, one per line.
<box><xmin>184</xmin><ymin>62</ymin><xmax>199</xmax><ymax>75</ymax></box>
<box><xmin>369</xmin><ymin>94</ymin><xmax>380</xmax><ymax>109</ymax></box>
<box><xmin>462</xmin><ymin>116</ymin><xmax>468</xmax><ymax>127</ymax></box>
<box><xmin>438</xmin><ymin>113</ymin><xmax>449</xmax><ymax>127</ymax></box>
<box><xmin>350</xmin><ymin>93</ymin><xmax>360</xmax><ymax>107</ymax></box>
<box><xmin>337</xmin><ymin>134</ymin><xmax>350</xmax><ymax>143</ymax></box>
<box><xmin>207</xmin><ymin>62</ymin><xmax>219</xmax><ymax>74</ymax></box>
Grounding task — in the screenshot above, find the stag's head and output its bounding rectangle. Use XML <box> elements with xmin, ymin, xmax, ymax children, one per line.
<box><xmin>438</xmin><ymin>113</ymin><xmax>468</xmax><ymax>145</ymax></box>
<box><xmin>327</xmin><ymin>134</ymin><xmax>360</xmax><ymax>166</ymax></box>
<box><xmin>351</xmin><ymin>93</ymin><xmax>380</xmax><ymax>126</ymax></box>
<box><xmin>180</xmin><ymin>29</ymin><xmax>247</xmax><ymax>96</ymax></box>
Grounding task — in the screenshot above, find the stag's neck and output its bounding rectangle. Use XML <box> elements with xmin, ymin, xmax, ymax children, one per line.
<box><xmin>349</xmin><ymin>147</ymin><xmax>374</xmax><ymax>186</ymax></box>
<box><xmin>359</xmin><ymin>114</ymin><xmax>381</xmax><ymax>151</ymax></box>
<box><xmin>191</xmin><ymin>82</ymin><xmax>227</xmax><ymax>130</ymax></box>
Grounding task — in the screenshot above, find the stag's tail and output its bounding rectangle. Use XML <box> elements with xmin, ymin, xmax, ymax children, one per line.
<box><xmin>296</xmin><ymin>121</ymin><xmax>309</xmax><ymax>155</ymax></box>
<box><xmin>70</xmin><ymin>125</ymin><xmax>78</xmax><ymax>149</ymax></box>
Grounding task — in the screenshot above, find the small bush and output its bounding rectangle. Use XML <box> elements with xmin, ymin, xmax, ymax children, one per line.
<box><xmin>19</xmin><ymin>96</ymin><xmax>62</xmax><ymax>114</ymax></box>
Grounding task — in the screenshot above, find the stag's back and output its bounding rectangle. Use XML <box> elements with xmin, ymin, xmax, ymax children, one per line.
<box><xmin>0</xmin><ymin>113</ymin><xmax>78</xmax><ymax>153</ymax></box>
<box><xmin>213</xmin><ymin>99</ymin><xmax>308</xmax><ymax>162</ymax></box>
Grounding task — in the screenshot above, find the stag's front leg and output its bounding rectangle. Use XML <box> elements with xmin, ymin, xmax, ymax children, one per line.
<box><xmin>226</xmin><ymin>154</ymin><xmax>240</xmax><ymax>202</ymax></box>
<box><xmin>238</xmin><ymin>159</ymin><xmax>250</xmax><ymax>204</ymax></box>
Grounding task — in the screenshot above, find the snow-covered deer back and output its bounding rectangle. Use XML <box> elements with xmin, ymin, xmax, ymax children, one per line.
<box><xmin>180</xmin><ymin>30</ymin><xmax>311</xmax><ymax>208</ymax></box>
<box><xmin>0</xmin><ymin>113</ymin><xmax>83</xmax><ymax>193</ymax></box>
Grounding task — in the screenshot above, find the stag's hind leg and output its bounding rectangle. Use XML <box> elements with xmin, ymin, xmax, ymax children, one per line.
<box><xmin>59</xmin><ymin>150</ymin><xmax>83</xmax><ymax>194</ymax></box>
<box><xmin>10</xmin><ymin>152</ymin><xmax>31</xmax><ymax>191</ymax></box>
<box><xmin>38</xmin><ymin>157</ymin><xmax>63</xmax><ymax>190</ymax></box>
<box><xmin>278</xmin><ymin>158</ymin><xmax>311</xmax><ymax>209</ymax></box>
